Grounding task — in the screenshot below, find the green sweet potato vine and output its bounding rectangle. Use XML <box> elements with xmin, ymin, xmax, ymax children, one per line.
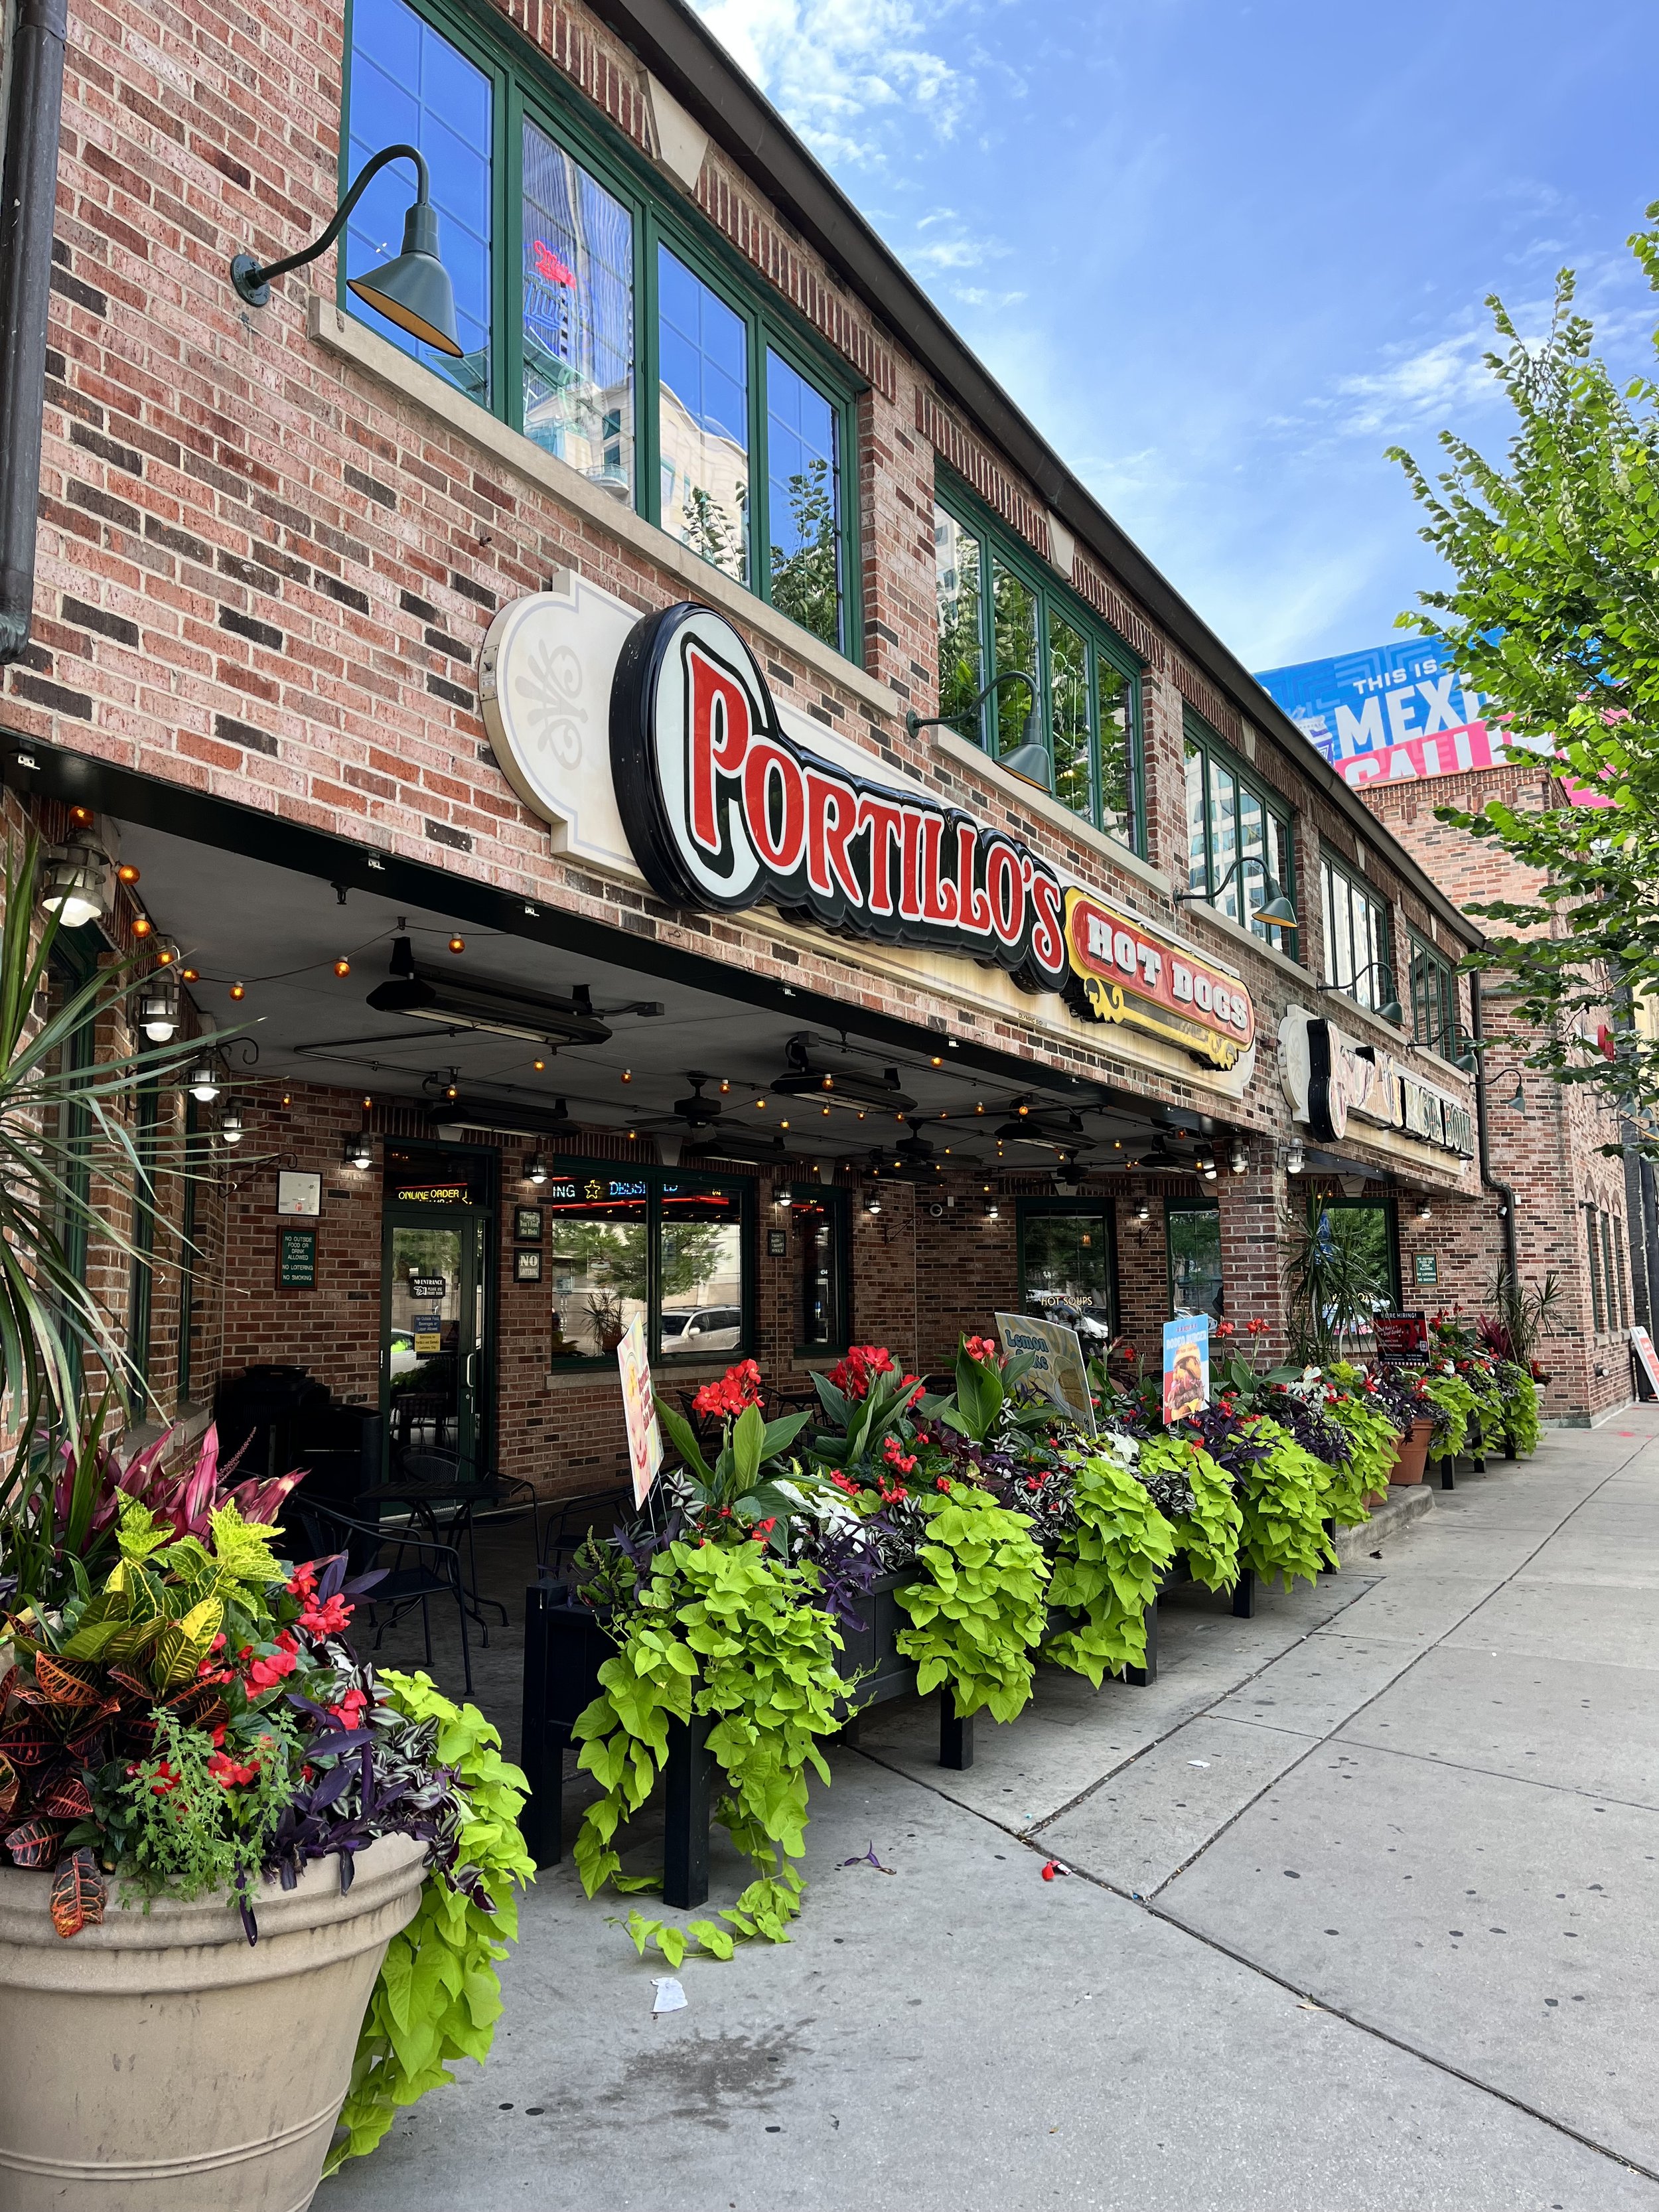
<box><xmin>1237</xmin><ymin>1418</ymin><xmax>1337</xmax><ymax>1589</ymax></box>
<box><xmin>1041</xmin><ymin>1447</ymin><xmax>1176</xmax><ymax>1685</ymax></box>
<box><xmin>1497</xmin><ymin>1361</ymin><xmax>1541</xmax><ymax>1455</ymax></box>
<box><xmin>328</xmin><ymin>1672</ymin><xmax>535</xmax><ymax>2174</ymax></box>
<box><xmin>894</xmin><ymin>1484</ymin><xmax>1050</xmax><ymax>1722</ymax></box>
<box><xmin>1415</xmin><ymin>1368</ymin><xmax>1479</xmax><ymax>1459</ymax></box>
<box><xmin>1141</xmin><ymin>1432</ymin><xmax>1242</xmax><ymax>1593</ymax></box>
<box><xmin>572</xmin><ymin>1538</ymin><xmax>845</xmax><ymax>1965</ymax></box>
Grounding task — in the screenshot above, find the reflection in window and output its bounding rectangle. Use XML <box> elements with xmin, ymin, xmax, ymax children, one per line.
<box><xmin>1098</xmin><ymin>664</ymin><xmax>1136</xmax><ymax>846</ymax></box>
<box><xmin>658</xmin><ymin>246</ymin><xmax>749</xmax><ymax>582</ymax></box>
<box><xmin>1409</xmin><ymin>932</ymin><xmax>1457</xmax><ymax>1053</ymax></box>
<box><xmin>992</xmin><ymin>562</ymin><xmax>1037</xmax><ymax>761</ymax></box>
<box><xmin>346</xmin><ymin>0</ymin><xmax>493</xmax><ymax>398</ymax></box>
<box><xmin>1185</xmin><ymin>717</ymin><xmax>1297</xmax><ymax>954</ymax></box>
<box><xmin>792</xmin><ymin>1189</ymin><xmax>847</xmax><ymax>1349</ymax></box>
<box><xmin>934</xmin><ymin>504</ymin><xmax>983</xmax><ymax>735</ymax></box>
<box><xmin>657</xmin><ymin>1185</ymin><xmax>744</xmax><ymax>1361</ymax></box>
<box><xmin>1319</xmin><ymin>851</ymin><xmax>1392</xmax><ymax>1013</ymax></box>
<box><xmin>520</xmin><ymin>121</ymin><xmax>633</xmax><ymax>495</ymax></box>
<box><xmin>1049</xmin><ymin>615</ymin><xmax>1092</xmax><ymax>822</ymax></box>
<box><xmin>547</xmin><ymin>1192</ymin><xmax>648</xmax><ymax>1360</ymax></box>
<box><xmin>1167</xmin><ymin>1205</ymin><xmax>1224</xmax><ymax>1320</ymax></box>
<box><xmin>766</xmin><ymin>352</ymin><xmax>841</xmax><ymax>648</ymax></box>
<box><xmin>1021</xmin><ymin>1210</ymin><xmax>1114</xmax><ymax>1331</ymax></box>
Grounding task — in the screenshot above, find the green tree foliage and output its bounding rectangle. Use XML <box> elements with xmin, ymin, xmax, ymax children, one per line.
<box><xmin>1389</xmin><ymin>212</ymin><xmax>1659</xmax><ymax>1143</ymax></box>
<box><xmin>768</xmin><ymin>461</ymin><xmax>839</xmax><ymax>647</ymax></box>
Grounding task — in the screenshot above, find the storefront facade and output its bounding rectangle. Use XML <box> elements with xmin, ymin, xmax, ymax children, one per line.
<box><xmin>0</xmin><ymin>0</ymin><xmax>1497</xmax><ymax>1486</ymax></box>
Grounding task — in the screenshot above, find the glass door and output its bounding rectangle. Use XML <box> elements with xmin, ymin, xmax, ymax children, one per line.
<box><xmin>382</xmin><ymin>1210</ymin><xmax>490</xmax><ymax>1480</ymax></box>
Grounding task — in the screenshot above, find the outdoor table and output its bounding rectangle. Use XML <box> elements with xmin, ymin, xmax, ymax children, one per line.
<box><xmin>354</xmin><ymin>1473</ymin><xmax>528</xmax><ymax>1635</ymax></box>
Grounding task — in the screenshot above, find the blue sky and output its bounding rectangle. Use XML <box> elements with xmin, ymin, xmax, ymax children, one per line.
<box><xmin>690</xmin><ymin>0</ymin><xmax>1659</xmax><ymax>672</ymax></box>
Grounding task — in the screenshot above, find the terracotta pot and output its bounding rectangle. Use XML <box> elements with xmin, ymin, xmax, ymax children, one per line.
<box><xmin>0</xmin><ymin>1831</ymin><xmax>427</xmax><ymax>2212</ymax></box>
<box><xmin>1390</xmin><ymin>1417</ymin><xmax>1434</xmax><ymax>1487</ymax></box>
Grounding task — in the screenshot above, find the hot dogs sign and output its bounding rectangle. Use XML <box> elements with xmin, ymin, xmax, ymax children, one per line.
<box><xmin>482</xmin><ymin>585</ymin><xmax>1255</xmax><ymax>1071</ymax></box>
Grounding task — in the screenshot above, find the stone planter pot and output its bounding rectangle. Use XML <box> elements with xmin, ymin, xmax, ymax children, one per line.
<box><xmin>0</xmin><ymin>1830</ymin><xmax>427</xmax><ymax>2212</ymax></box>
<box><xmin>1390</xmin><ymin>1418</ymin><xmax>1434</xmax><ymax>1487</ymax></box>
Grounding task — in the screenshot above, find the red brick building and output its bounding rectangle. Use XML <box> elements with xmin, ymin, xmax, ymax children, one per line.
<box><xmin>0</xmin><ymin>0</ymin><xmax>1500</xmax><ymax>1490</ymax></box>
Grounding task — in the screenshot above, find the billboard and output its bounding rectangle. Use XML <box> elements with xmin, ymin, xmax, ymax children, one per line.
<box><xmin>1254</xmin><ymin>637</ymin><xmax>1550</xmax><ymax>791</ymax></box>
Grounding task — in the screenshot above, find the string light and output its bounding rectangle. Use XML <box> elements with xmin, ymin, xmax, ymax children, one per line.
<box><xmin>334</xmin><ymin>958</ymin><xmax>351</xmax><ymax>977</ymax></box>
<box><xmin>180</xmin><ymin>966</ymin><xmax>198</xmax><ymax>982</ymax></box>
<box><xmin>448</xmin><ymin>934</ymin><xmax>465</xmax><ymax>953</ymax></box>
<box><xmin>930</xmin><ymin>1055</ymin><xmax>942</xmax><ymax>1067</ymax></box>
<box><xmin>621</xmin><ymin>1069</ymin><xmax>632</xmax><ymax>1084</ymax></box>
<box><xmin>117</xmin><ymin>862</ymin><xmax>139</xmax><ymax>884</ymax></box>
<box><xmin>131</xmin><ymin>916</ymin><xmax>152</xmax><ymax>938</ymax></box>
<box><xmin>228</xmin><ymin>982</ymin><xmax>246</xmax><ymax>1001</ymax></box>
<box><xmin>719</xmin><ymin>1078</ymin><xmax>730</xmax><ymax>1094</ymax></box>
<box><xmin>533</xmin><ymin>1059</ymin><xmax>545</xmax><ymax>1072</ymax></box>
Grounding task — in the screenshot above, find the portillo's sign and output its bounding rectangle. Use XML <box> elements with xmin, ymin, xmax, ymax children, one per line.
<box><xmin>484</xmin><ymin>585</ymin><xmax>1256</xmax><ymax>1070</ymax></box>
<box><xmin>611</xmin><ymin>603</ymin><xmax>1070</xmax><ymax>995</ymax></box>
<box><xmin>1279</xmin><ymin>1007</ymin><xmax>1475</xmax><ymax>1158</ymax></box>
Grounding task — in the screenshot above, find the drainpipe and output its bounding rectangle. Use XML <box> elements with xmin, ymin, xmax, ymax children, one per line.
<box><xmin>0</xmin><ymin>0</ymin><xmax>68</xmax><ymax>661</ymax></box>
<box><xmin>1469</xmin><ymin>969</ymin><xmax>1518</xmax><ymax>1278</ymax></box>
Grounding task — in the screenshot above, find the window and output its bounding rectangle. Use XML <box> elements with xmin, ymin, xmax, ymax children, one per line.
<box><xmin>1613</xmin><ymin>1217</ymin><xmax>1629</xmax><ymax>1329</ymax></box>
<box><xmin>1586</xmin><ymin>1207</ymin><xmax>1605</xmax><ymax>1332</ymax></box>
<box><xmin>346</xmin><ymin>0</ymin><xmax>496</xmax><ymax>398</ymax></box>
<box><xmin>791</xmin><ymin>1187</ymin><xmax>848</xmax><ymax>1351</ymax></box>
<box><xmin>1019</xmin><ymin>1205</ymin><xmax>1117</xmax><ymax>1334</ymax></box>
<box><xmin>1319</xmin><ymin>848</ymin><xmax>1394</xmax><ymax>1017</ymax></box>
<box><xmin>1166</xmin><ymin>1202</ymin><xmax>1224</xmax><ymax>1320</ymax></box>
<box><xmin>544</xmin><ymin>1169</ymin><xmax>750</xmax><ymax>1363</ymax></box>
<box><xmin>932</xmin><ymin>486</ymin><xmax>1143</xmax><ymax>851</ymax></box>
<box><xmin>1183</xmin><ymin>715</ymin><xmax>1295</xmax><ymax>952</ymax></box>
<box><xmin>1601</xmin><ymin>1213</ymin><xmax>1619</xmax><ymax>1333</ymax></box>
<box><xmin>343</xmin><ymin>0</ymin><xmax>860</xmax><ymax>655</ymax></box>
<box><xmin>1408</xmin><ymin>931</ymin><xmax>1459</xmax><ymax>1055</ymax></box>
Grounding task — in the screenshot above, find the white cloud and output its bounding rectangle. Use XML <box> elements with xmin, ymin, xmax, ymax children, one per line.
<box><xmin>950</xmin><ymin>285</ymin><xmax>1027</xmax><ymax>309</ymax></box>
<box><xmin>688</xmin><ymin>0</ymin><xmax>970</xmax><ymax>164</ymax></box>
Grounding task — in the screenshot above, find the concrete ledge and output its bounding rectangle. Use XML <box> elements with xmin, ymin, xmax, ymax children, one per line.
<box><xmin>1333</xmin><ymin>1481</ymin><xmax>1433</xmax><ymax>1562</ymax></box>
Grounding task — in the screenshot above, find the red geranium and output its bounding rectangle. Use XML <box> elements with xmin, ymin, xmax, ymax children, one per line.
<box><xmin>962</xmin><ymin>1334</ymin><xmax>1000</xmax><ymax>1366</ymax></box>
<box><xmin>1214</xmin><ymin>1319</ymin><xmax>1236</xmax><ymax>1338</ymax></box>
<box><xmin>829</xmin><ymin>1345</ymin><xmax>895</xmax><ymax>1400</ymax></box>
<box><xmin>692</xmin><ymin>1359</ymin><xmax>764</xmax><ymax>1420</ymax></box>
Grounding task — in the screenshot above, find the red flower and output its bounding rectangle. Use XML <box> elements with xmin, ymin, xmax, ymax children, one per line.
<box><xmin>692</xmin><ymin>1359</ymin><xmax>764</xmax><ymax>1420</ymax></box>
<box><xmin>829</xmin><ymin>1345</ymin><xmax>896</xmax><ymax>1400</ymax></box>
<box><xmin>880</xmin><ymin>1435</ymin><xmax>917</xmax><ymax>1475</ymax></box>
<box><xmin>935</xmin><ymin>1477</ymin><xmax>952</xmax><ymax>1493</ymax></box>
<box><xmin>246</xmin><ymin>1642</ymin><xmax>300</xmax><ymax>1692</ymax></box>
<box><xmin>285</xmin><ymin>1564</ymin><xmax>318</xmax><ymax>1600</ymax></box>
<box><xmin>830</xmin><ymin>1471</ymin><xmax>861</xmax><ymax>1496</ymax></box>
<box><xmin>962</xmin><ymin>1334</ymin><xmax>999</xmax><ymax>1366</ymax></box>
<box><xmin>748</xmin><ymin>1516</ymin><xmax>778</xmax><ymax>1544</ymax></box>
<box><xmin>1118</xmin><ymin>1344</ymin><xmax>1139</xmax><ymax>1361</ymax></box>
<box><xmin>1247</xmin><ymin>1318</ymin><xmax>1270</xmax><ymax>1337</ymax></box>
<box><xmin>329</xmin><ymin>1686</ymin><xmax>369</xmax><ymax>1730</ymax></box>
<box><xmin>147</xmin><ymin>1760</ymin><xmax>179</xmax><ymax>1797</ymax></box>
<box><xmin>208</xmin><ymin>1749</ymin><xmax>261</xmax><ymax>1788</ymax></box>
<box><xmin>1214</xmin><ymin>1319</ymin><xmax>1236</xmax><ymax>1338</ymax></box>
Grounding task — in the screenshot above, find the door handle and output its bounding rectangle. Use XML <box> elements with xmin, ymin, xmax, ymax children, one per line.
<box><xmin>465</xmin><ymin>1350</ymin><xmax>479</xmax><ymax>1394</ymax></box>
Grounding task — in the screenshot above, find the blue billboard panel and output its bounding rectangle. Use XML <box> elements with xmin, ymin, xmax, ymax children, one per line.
<box><xmin>1254</xmin><ymin>638</ymin><xmax>1526</xmax><ymax>789</ymax></box>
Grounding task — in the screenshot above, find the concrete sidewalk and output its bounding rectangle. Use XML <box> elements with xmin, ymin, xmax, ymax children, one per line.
<box><xmin>323</xmin><ymin>1412</ymin><xmax>1659</xmax><ymax>2212</ymax></box>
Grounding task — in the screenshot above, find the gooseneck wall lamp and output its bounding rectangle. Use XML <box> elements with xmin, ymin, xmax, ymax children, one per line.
<box><xmin>230</xmin><ymin>145</ymin><xmax>463</xmax><ymax>357</ymax></box>
<box><xmin>1318</xmin><ymin>960</ymin><xmax>1404</xmax><ymax>1028</ymax></box>
<box><xmin>905</xmin><ymin>671</ymin><xmax>1052</xmax><ymax>793</ymax></box>
<box><xmin>1175</xmin><ymin>853</ymin><xmax>1298</xmax><ymax>933</ymax></box>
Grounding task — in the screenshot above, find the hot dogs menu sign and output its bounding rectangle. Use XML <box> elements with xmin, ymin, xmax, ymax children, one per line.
<box><xmin>1064</xmin><ymin>889</ymin><xmax>1256</xmax><ymax>1069</ymax></box>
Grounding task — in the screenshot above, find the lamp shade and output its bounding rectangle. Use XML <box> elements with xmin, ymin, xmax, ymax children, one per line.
<box><xmin>1256</xmin><ymin>890</ymin><xmax>1299</xmax><ymax>928</ymax></box>
<box><xmin>347</xmin><ymin>200</ymin><xmax>462</xmax><ymax>356</ymax></box>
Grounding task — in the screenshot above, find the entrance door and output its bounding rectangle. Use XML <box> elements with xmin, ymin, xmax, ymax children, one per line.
<box><xmin>382</xmin><ymin>1211</ymin><xmax>490</xmax><ymax>1480</ymax></box>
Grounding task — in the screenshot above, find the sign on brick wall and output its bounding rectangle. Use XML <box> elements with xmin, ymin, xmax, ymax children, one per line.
<box><xmin>1279</xmin><ymin>1007</ymin><xmax>1474</xmax><ymax>1158</ymax></box>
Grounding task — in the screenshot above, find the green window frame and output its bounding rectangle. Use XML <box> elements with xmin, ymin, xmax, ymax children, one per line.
<box><xmin>1165</xmin><ymin>1198</ymin><xmax>1223</xmax><ymax>1321</ymax></box>
<box><xmin>541</xmin><ymin>1161</ymin><xmax>755</xmax><ymax>1368</ymax></box>
<box><xmin>1407</xmin><ymin>930</ymin><xmax>1458</xmax><ymax>1055</ymax></box>
<box><xmin>1613</xmin><ymin>1216</ymin><xmax>1629</xmax><ymax>1329</ymax></box>
<box><xmin>1183</xmin><ymin>713</ymin><xmax>1297</xmax><ymax>956</ymax></box>
<box><xmin>1319</xmin><ymin>846</ymin><xmax>1394</xmax><ymax>1017</ymax></box>
<box><xmin>1586</xmin><ymin>1205</ymin><xmax>1605</xmax><ymax>1332</ymax></box>
<box><xmin>1015</xmin><ymin>1197</ymin><xmax>1119</xmax><ymax>1334</ymax></box>
<box><xmin>340</xmin><ymin>0</ymin><xmax>863</xmax><ymax>662</ymax></box>
<box><xmin>932</xmin><ymin>478</ymin><xmax>1145</xmax><ymax>854</ymax></box>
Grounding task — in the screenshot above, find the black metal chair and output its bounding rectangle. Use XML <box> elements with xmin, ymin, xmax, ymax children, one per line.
<box><xmin>295</xmin><ymin>1500</ymin><xmax>473</xmax><ymax>1696</ymax></box>
<box><xmin>535</xmin><ymin>1483</ymin><xmax>633</xmax><ymax>1578</ymax></box>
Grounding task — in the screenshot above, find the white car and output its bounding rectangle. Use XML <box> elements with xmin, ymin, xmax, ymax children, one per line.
<box><xmin>660</xmin><ymin>1305</ymin><xmax>743</xmax><ymax>1353</ymax></box>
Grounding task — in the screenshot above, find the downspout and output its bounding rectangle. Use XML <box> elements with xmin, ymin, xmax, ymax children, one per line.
<box><xmin>0</xmin><ymin>0</ymin><xmax>68</xmax><ymax>661</ymax></box>
<box><xmin>1469</xmin><ymin>969</ymin><xmax>1518</xmax><ymax>1278</ymax></box>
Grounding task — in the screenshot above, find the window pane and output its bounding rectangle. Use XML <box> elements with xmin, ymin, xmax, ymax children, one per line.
<box><xmin>520</xmin><ymin>121</ymin><xmax>633</xmax><ymax>495</ymax></box>
<box><xmin>1023</xmin><ymin>1211</ymin><xmax>1112</xmax><ymax>1329</ymax></box>
<box><xmin>1321</xmin><ymin>860</ymin><xmax>1338</xmax><ymax>988</ymax></box>
<box><xmin>658</xmin><ymin>1183</ymin><xmax>745</xmax><ymax>1359</ymax></box>
<box><xmin>1586</xmin><ymin>1210</ymin><xmax>1605</xmax><ymax>1331</ymax></box>
<box><xmin>1098</xmin><ymin>664</ymin><xmax>1135</xmax><ymax>848</ymax></box>
<box><xmin>1237</xmin><ymin>780</ymin><xmax>1265</xmax><ymax>933</ymax></box>
<box><xmin>1167</xmin><ymin>1206</ymin><xmax>1224</xmax><ymax>1320</ymax></box>
<box><xmin>934</xmin><ymin>506</ymin><xmax>983</xmax><ymax>739</ymax></box>
<box><xmin>547</xmin><ymin>1191</ymin><xmax>648</xmax><ymax>1360</ymax></box>
<box><xmin>1049</xmin><ymin>616</ymin><xmax>1091</xmax><ymax>822</ymax></box>
<box><xmin>792</xmin><ymin>1191</ymin><xmax>843</xmax><ymax>1348</ymax></box>
<box><xmin>765</xmin><ymin>351</ymin><xmax>841</xmax><ymax>648</ymax></box>
<box><xmin>991</xmin><ymin>563</ymin><xmax>1037</xmax><ymax>760</ymax></box>
<box><xmin>1267</xmin><ymin>813</ymin><xmax>1294</xmax><ymax>954</ymax></box>
<box><xmin>1350</xmin><ymin>883</ymin><xmax>1375</xmax><ymax>1005</ymax></box>
<box><xmin>1185</xmin><ymin>742</ymin><xmax>1208</xmax><ymax>894</ymax></box>
<box><xmin>1208</xmin><ymin>762</ymin><xmax>1238</xmax><ymax>918</ymax></box>
<box><xmin>658</xmin><ymin>246</ymin><xmax>749</xmax><ymax>582</ymax></box>
<box><xmin>347</xmin><ymin>0</ymin><xmax>492</xmax><ymax>398</ymax></box>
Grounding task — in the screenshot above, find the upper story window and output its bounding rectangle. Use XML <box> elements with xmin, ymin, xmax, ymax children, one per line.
<box><xmin>1183</xmin><ymin>713</ymin><xmax>1296</xmax><ymax>954</ymax></box>
<box><xmin>1407</xmin><ymin>930</ymin><xmax>1458</xmax><ymax>1055</ymax></box>
<box><xmin>344</xmin><ymin>0</ymin><xmax>859</xmax><ymax>660</ymax></box>
<box><xmin>932</xmin><ymin>487</ymin><xmax>1143</xmax><ymax>853</ymax></box>
<box><xmin>1319</xmin><ymin>847</ymin><xmax>1394</xmax><ymax>1017</ymax></box>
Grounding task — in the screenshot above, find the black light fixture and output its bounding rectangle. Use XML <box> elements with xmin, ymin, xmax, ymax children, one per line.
<box><xmin>186</xmin><ymin>1057</ymin><xmax>221</xmax><ymax>1103</ymax></box>
<box><xmin>369</xmin><ymin>938</ymin><xmax>612</xmax><ymax>1047</ymax></box>
<box><xmin>772</xmin><ymin>1042</ymin><xmax>918</xmax><ymax>1115</ymax></box>
<box><xmin>1494</xmin><ymin>1070</ymin><xmax>1527</xmax><ymax>1114</ymax></box>
<box><xmin>39</xmin><ymin>838</ymin><xmax>113</xmax><ymax>929</ymax></box>
<box><xmin>1285</xmin><ymin>1139</ymin><xmax>1306</xmax><ymax>1175</ymax></box>
<box><xmin>230</xmin><ymin>145</ymin><xmax>463</xmax><ymax>356</ymax></box>
<box><xmin>343</xmin><ymin>1128</ymin><xmax>374</xmax><ymax>1171</ymax></box>
<box><xmin>1450</xmin><ymin>1031</ymin><xmax>1479</xmax><ymax>1074</ymax></box>
<box><xmin>1229</xmin><ymin>1142</ymin><xmax>1248</xmax><ymax>1175</ymax></box>
<box><xmin>139</xmin><ymin>967</ymin><xmax>180</xmax><ymax>1043</ymax></box>
<box><xmin>904</xmin><ymin>671</ymin><xmax>1051</xmax><ymax>793</ymax></box>
<box><xmin>1175</xmin><ymin>853</ymin><xmax>1297</xmax><ymax>933</ymax></box>
<box><xmin>1133</xmin><ymin>1197</ymin><xmax>1151</xmax><ymax>1224</ymax></box>
<box><xmin>1134</xmin><ymin>1140</ymin><xmax>1181</xmax><ymax>1170</ymax></box>
<box><xmin>524</xmin><ymin>1151</ymin><xmax>549</xmax><ymax>1185</ymax></box>
<box><xmin>1319</xmin><ymin>960</ymin><xmax>1404</xmax><ymax>1027</ymax></box>
<box><xmin>218</xmin><ymin>1106</ymin><xmax>244</xmax><ymax>1145</ymax></box>
<box><xmin>1416</xmin><ymin>1196</ymin><xmax>1433</xmax><ymax>1221</ymax></box>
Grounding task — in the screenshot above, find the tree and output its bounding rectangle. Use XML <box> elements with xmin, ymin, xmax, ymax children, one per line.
<box><xmin>1388</xmin><ymin>206</ymin><xmax>1659</xmax><ymax>1148</ymax></box>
